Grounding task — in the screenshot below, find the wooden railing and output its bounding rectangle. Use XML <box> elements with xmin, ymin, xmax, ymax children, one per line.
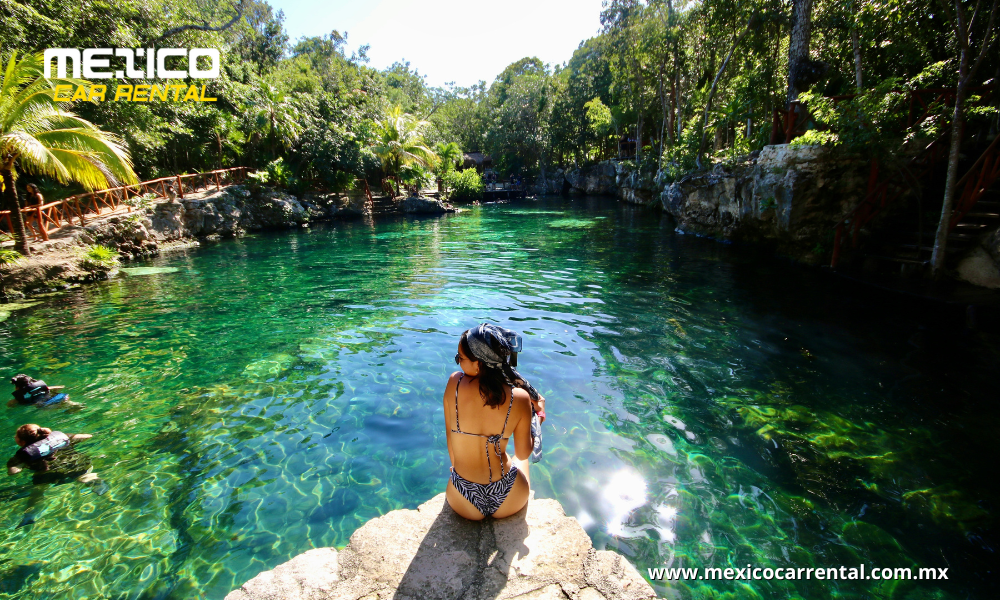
<box><xmin>355</xmin><ymin>179</ymin><xmax>373</xmax><ymax>204</ymax></box>
<box><xmin>950</xmin><ymin>133</ymin><xmax>1000</xmax><ymax>231</ymax></box>
<box><xmin>1</xmin><ymin>167</ymin><xmax>248</xmax><ymax>241</ymax></box>
<box><xmin>381</xmin><ymin>177</ymin><xmax>401</xmax><ymax>199</ymax></box>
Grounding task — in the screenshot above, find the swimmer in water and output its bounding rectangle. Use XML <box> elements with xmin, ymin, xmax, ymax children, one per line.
<box><xmin>6</xmin><ymin>424</ymin><xmax>103</xmax><ymax>527</ymax></box>
<box><xmin>6</xmin><ymin>424</ymin><xmax>93</xmax><ymax>477</ymax></box>
<box><xmin>8</xmin><ymin>374</ymin><xmax>80</xmax><ymax>408</ymax></box>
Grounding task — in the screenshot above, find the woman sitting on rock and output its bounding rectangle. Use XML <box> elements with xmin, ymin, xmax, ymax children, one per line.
<box><xmin>444</xmin><ymin>324</ymin><xmax>545</xmax><ymax>520</ymax></box>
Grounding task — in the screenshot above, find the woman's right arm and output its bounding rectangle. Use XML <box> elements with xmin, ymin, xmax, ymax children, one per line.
<box><xmin>69</xmin><ymin>433</ymin><xmax>92</xmax><ymax>443</ymax></box>
<box><xmin>511</xmin><ymin>389</ymin><xmax>532</xmax><ymax>478</ymax></box>
<box><xmin>6</xmin><ymin>454</ymin><xmax>24</xmax><ymax>475</ymax></box>
<box><xmin>442</xmin><ymin>372</ymin><xmax>460</xmax><ymax>466</ymax></box>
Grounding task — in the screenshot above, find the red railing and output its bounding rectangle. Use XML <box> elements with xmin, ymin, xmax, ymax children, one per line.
<box><xmin>822</xmin><ymin>86</ymin><xmax>997</xmax><ymax>267</ymax></box>
<box><xmin>1</xmin><ymin>167</ymin><xmax>248</xmax><ymax>241</ymax></box>
<box><xmin>830</xmin><ymin>134</ymin><xmax>950</xmax><ymax>267</ymax></box>
<box><xmin>950</xmin><ymin>133</ymin><xmax>1000</xmax><ymax>231</ymax></box>
<box><xmin>355</xmin><ymin>179</ymin><xmax>373</xmax><ymax>205</ymax></box>
<box><xmin>381</xmin><ymin>177</ymin><xmax>401</xmax><ymax>199</ymax></box>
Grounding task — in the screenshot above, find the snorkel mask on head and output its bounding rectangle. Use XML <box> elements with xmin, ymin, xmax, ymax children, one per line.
<box><xmin>467</xmin><ymin>323</ymin><xmax>522</xmax><ymax>366</ymax></box>
<box><xmin>465</xmin><ymin>323</ymin><xmax>538</xmax><ymax>397</ymax></box>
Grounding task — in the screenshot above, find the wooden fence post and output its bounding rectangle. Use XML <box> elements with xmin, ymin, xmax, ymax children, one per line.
<box><xmin>176</xmin><ymin>175</ymin><xmax>184</xmax><ymax>199</ymax></box>
<box><xmin>35</xmin><ymin>206</ymin><xmax>48</xmax><ymax>241</ymax></box>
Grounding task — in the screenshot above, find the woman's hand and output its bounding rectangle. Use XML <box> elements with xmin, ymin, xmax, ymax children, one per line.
<box><xmin>532</xmin><ymin>395</ymin><xmax>546</xmax><ymax>423</ymax></box>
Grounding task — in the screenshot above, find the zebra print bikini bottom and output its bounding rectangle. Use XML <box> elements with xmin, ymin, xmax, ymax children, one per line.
<box><xmin>450</xmin><ymin>465</ymin><xmax>520</xmax><ymax>517</ymax></box>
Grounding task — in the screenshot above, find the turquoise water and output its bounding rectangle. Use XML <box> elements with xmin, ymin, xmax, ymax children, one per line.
<box><xmin>0</xmin><ymin>197</ymin><xmax>997</xmax><ymax>599</ymax></box>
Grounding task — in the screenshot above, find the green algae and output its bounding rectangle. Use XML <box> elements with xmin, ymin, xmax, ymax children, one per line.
<box><xmin>547</xmin><ymin>218</ymin><xmax>600</xmax><ymax>229</ymax></box>
<box><xmin>120</xmin><ymin>267</ymin><xmax>182</xmax><ymax>276</ymax></box>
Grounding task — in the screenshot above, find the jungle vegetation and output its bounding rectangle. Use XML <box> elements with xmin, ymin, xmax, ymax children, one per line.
<box><xmin>1</xmin><ymin>0</ymin><xmax>998</xmax><ymax>271</ymax></box>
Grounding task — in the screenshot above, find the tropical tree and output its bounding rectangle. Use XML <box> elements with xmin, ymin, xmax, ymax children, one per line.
<box><xmin>371</xmin><ymin>105</ymin><xmax>437</xmax><ymax>178</ymax></box>
<box><xmin>1</xmin><ymin>52</ymin><xmax>138</xmax><ymax>255</ymax></box>
<box><xmin>434</xmin><ymin>141</ymin><xmax>463</xmax><ymax>173</ymax></box>
<box><xmin>250</xmin><ymin>83</ymin><xmax>303</xmax><ymax>163</ymax></box>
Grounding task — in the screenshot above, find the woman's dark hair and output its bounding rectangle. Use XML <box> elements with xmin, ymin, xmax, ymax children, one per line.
<box><xmin>11</xmin><ymin>374</ymin><xmax>34</xmax><ymax>388</ymax></box>
<box><xmin>459</xmin><ymin>330</ymin><xmax>512</xmax><ymax>408</ymax></box>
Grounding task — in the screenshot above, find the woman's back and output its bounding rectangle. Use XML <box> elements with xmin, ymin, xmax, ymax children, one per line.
<box><xmin>446</xmin><ymin>373</ymin><xmax>528</xmax><ymax>482</ymax></box>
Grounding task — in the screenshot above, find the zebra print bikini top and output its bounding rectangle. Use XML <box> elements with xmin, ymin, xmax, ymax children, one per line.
<box><xmin>451</xmin><ymin>373</ymin><xmax>515</xmax><ymax>483</ymax></box>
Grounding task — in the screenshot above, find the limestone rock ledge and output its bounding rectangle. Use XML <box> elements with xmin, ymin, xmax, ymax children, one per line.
<box><xmin>400</xmin><ymin>196</ymin><xmax>455</xmax><ymax>214</ymax></box>
<box><xmin>225</xmin><ymin>493</ymin><xmax>656</xmax><ymax>600</ymax></box>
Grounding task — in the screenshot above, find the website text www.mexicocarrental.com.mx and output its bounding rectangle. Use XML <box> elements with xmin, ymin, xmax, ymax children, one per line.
<box><xmin>648</xmin><ymin>565</ymin><xmax>949</xmax><ymax>582</ymax></box>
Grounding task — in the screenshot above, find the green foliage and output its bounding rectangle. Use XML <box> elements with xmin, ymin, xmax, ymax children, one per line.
<box><xmin>247</xmin><ymin>169</ymin><xmax>270</xmax><ymax>188</ymax></box>
<box><xmin>265</xmin><ymin>157</ymin><xmax>292</xmax><ymax>187</ymax></box>
<box><xmin>443</xmin><ymin>169</ymin><xmax>484</xmax><ymax>201</ymax></box>
<box><xmin>399</xmin><ymin>163</ymin><xmax>433</xmax><ymax>190</ymax></box>
<box><xmin>0</xmin><ymin>52</ymin><xmax>139</xmax><ymax>190</ymax></box>
<box><xmin>0</xmin><ymin>0</ymin><xmax>971</xmax><ymax>201</ymax></box>
<box><xmin>483</xmin><ymin>57</ymin><xmax>554</xmax><ymax>175</ymax></box>
<box><xmin>372</xmin><ymin>106</ymin><xmax>438</xmax><ymax>177</ymax></box>
<box><xmin>79</xmin><ymin>244</ymin><xmax>120</xmax><ymax>274</ymax></box>
<box><xmin>0</xmin><ymin>234</ymin><xmax>22</xmax><ymax>268</ymax></box>
<box><xmin>797</xmin><ymin>77</ymin><xmax>911</xmax><ymax>158</ymax></box>
<box><xmin>434</xmin><ymin>142</ymin><xmax>463</xmax><ymax>174</ymax></box>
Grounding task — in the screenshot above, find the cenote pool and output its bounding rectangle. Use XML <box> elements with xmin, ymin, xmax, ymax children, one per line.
<box><xmin>0</xmin><ymin>197</ymin><xmax>997</xmax><ymax>599</ymax></box>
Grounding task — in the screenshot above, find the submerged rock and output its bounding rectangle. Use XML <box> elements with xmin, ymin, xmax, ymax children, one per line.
<box><xmin>225</xmin><ymin>493</ymin><xmax>655</xmax><ymax>600</ymax></box>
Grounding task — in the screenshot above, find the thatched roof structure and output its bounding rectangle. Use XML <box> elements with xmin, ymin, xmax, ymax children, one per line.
<box><xmin>461</xmin><ymin>152</ymin><xmax>492</xmax><ymax>171</ymax></box>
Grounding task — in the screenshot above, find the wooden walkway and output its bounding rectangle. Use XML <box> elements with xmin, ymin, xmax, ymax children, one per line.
<box><xmin>1</xmin><ymin>167</ymin><xmax>248</xmax><ymax>242</ymax></box>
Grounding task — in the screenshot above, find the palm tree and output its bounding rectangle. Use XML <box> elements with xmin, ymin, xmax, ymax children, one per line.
<box><xmin>1</xmin><ymin>52</ymin><xmax>137</xmax><ymax>255</ymax></box>
<box><xmin>372</xmin><ymin>106</ymin><xmax>437</xmax><ymax>178</ymax></box>
<box><xmin>434</xmin><ymin>141</ymin><xmax>463</xmax><ymax>173</ymax></box>
<box><xmin>250</xmin><ymin>84</ymin><xmax>302</xmax><ymax>163</ymax></box>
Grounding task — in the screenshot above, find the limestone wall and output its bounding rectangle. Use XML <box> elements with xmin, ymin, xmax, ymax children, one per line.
<box><xmin>659</xmin><ymin>144</ymin><xmax>869</xmax><ymax>261</ymax></box>
<box><xmin>0</xmin><ymin>186</ymin><xmax>368</xmax><ymax>295</ymax></box>
<box><xmin>533</xmin><ymin>146</ymin><xmax>869</xmax><ymax>262</ymax></box>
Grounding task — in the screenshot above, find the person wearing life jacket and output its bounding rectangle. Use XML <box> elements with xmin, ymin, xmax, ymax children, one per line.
<box><xmin>6</xmin><ymin>423</ymin><xmax>92</xmax><ymax>476</ymax></box>
<box><xmin>8</xmin><ymin>374</ymin><xmax>69</xmax><ymax>408</ymax></box>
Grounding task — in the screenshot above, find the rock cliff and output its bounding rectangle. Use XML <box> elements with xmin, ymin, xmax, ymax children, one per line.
<box><xmin>226</xmin><ymin>493</ymin><xmax>656</xmax><ymax>600</ymax></box>
<box><xmin>0</xmin><ymin>186</ymin><xmax>371</xmax><ymax>295</ymax></box>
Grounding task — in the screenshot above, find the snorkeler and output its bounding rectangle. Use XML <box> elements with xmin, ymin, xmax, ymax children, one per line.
<box><xmin>7</xmin><ymin>374</ymin><xmax>72</xmax><ymax>408</ymax></box>
<box><xmin>6</xmin><ymin>424</ymin><xmax>93</xmax><ymax>477</ymax></box>
<box><xmin>6</xmin><ymin>424</ymin><xmax>104</xmax><ymax>528</ymax></box>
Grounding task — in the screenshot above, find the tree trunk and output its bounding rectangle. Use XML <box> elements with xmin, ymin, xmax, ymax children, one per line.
<box><xmin>698</xmin><ymin>17</ymin><xmax>755</xmax><ymax>165</ymax></box>
<box><xmin>787</xmin><ymin>0</ymin><xmax>814</xmax><ymax>104</ymax></box>
<box><xmin>1</xmin><ymin>166</ymin><xmax>30</xmax><ymax>256</ymax></box>
<box><xmin>217</xmin><ymin>130</ymin><xmax>223</xmax><ymax>169</ymax></box>
<box><xmin>636</xmin><ymin>113</ymin><xmax>644</xmax><ymax>163</ymax></box>
<box><xmin>930</xmin><ymin>0</ymin><xmax>1000</xmax><ymax>277</ymax></box>
<box><xmin>931</xmin><ymin>61</ymin><xmax>968</xmax><ymax>277</ymax></box>
<box><xmin>674</xmin><ymin>41</ymin><xmax>682</xmax><ymax>141</ymax></box>
<box><xmin>658</xmin><ymin>65</ymin><xmax>668</xmax><ymax>155</ymax></box>
<box><xmin>852</xmin><ymin>23</ymin><xmax>863</xmax><ymax>89</ymax></box>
